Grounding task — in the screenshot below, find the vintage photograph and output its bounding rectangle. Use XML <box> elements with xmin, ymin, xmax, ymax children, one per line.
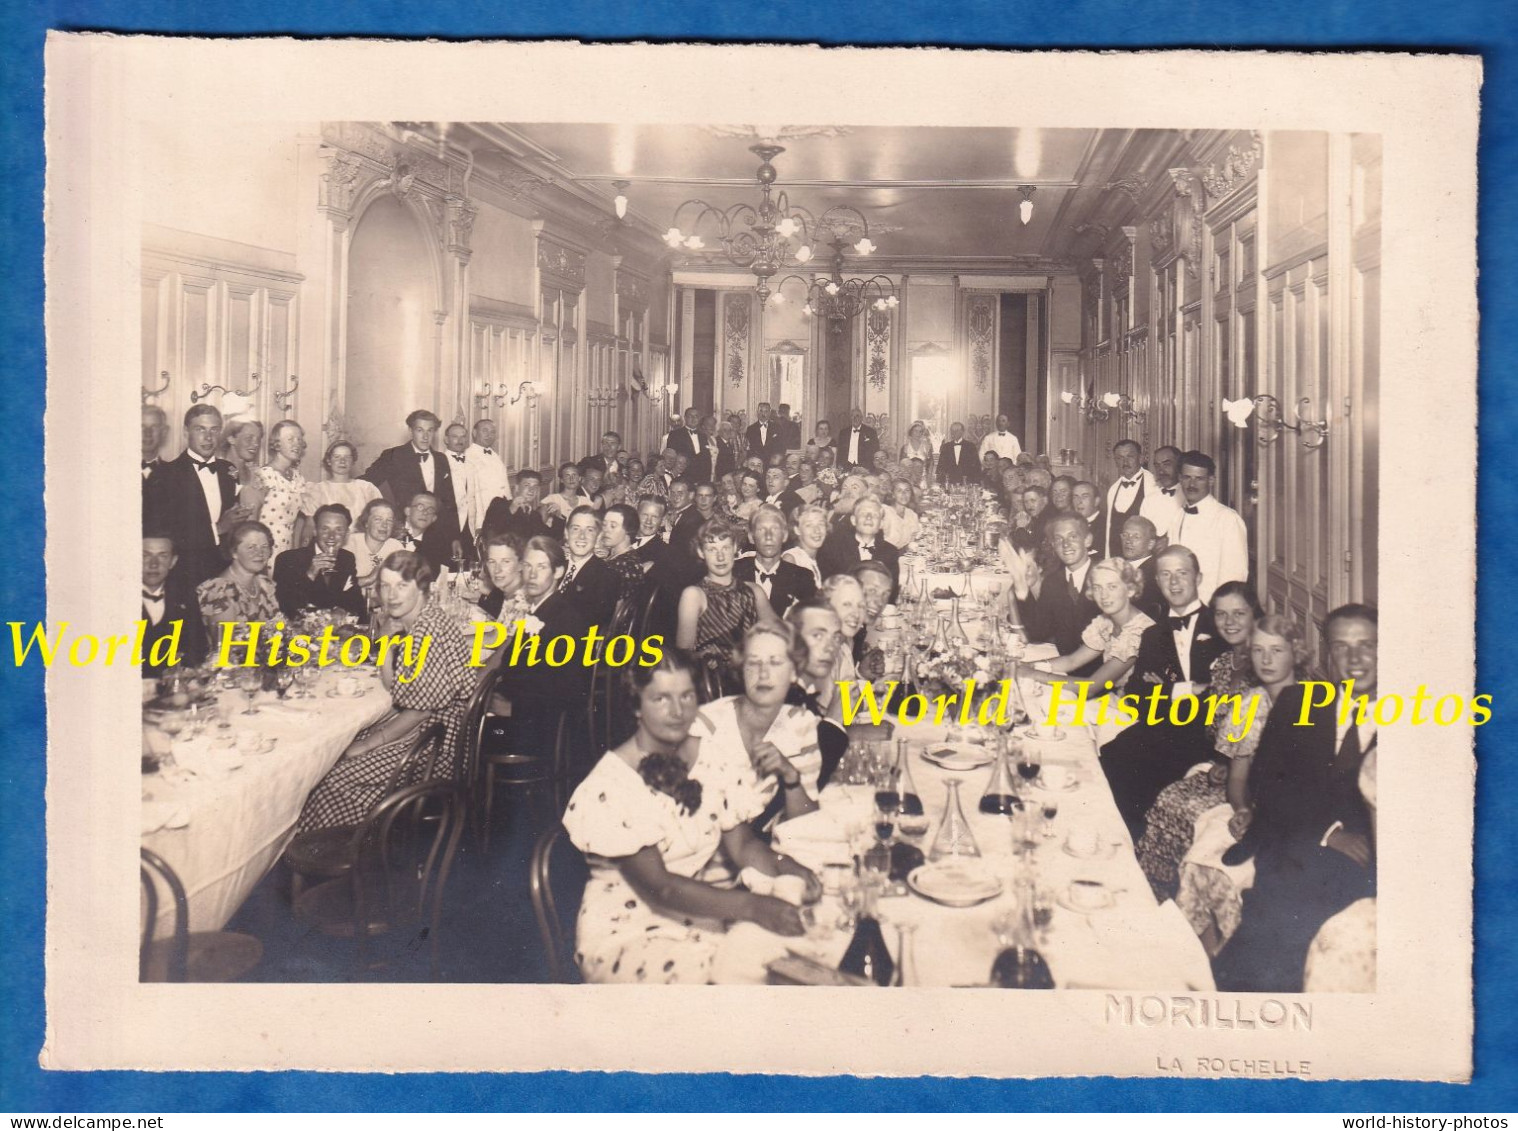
<box><xmin>42</xmin><ymin>41</ymin><xmax>1477</xmax><ymax>1079</ymax></box>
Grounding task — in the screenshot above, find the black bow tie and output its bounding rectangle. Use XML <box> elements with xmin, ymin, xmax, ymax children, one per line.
<box><xmin>191</xmin><ymin>458</ymin><xmax>217</xmax><ymax>474</ymax></box>
<box><xmin>142</xmin><ymin>459</ymin><xmax>157</xmax><ymax>470</ymax></box>
<box><xmin>1168</xmin><ymin>609</ymin><xmax>1199</xmax><ymax>632</ymax></box>
<box><xmin>416</xmin><ymin>450</ymin><xmax>430</xmax><ymax>462</ymax></box>
<box><xmin>1162</xmin><ymin>486</ymin><xmax>1177</xmax><ymax>496</ymax></box>
<box><xmin>1183</xmin><ymin>504</ymin><xmax>1200</xmax><ymax>515</ymax></box>
<box><xmin>1118</xmin><ymin>477</ymin><xmax>1138</xmax><ymax>488</ymax></box>
<box><xmin>142</xmin><ymin>589</ymin><xmax>165</xmax><ymax>601</ymax></box>
<box><xmin>452</xmin><ymin>454</ymin><xmax>466</xmax><ymax>464</ymax></box>
<box><xmin>784</xmin><ymin>683</ymin><xmax>825</xmax><ymax>717</ymax></box>
<box><xmin>482</xmin><ymin>447</ymin><xmax>493</xmax><ymax>455</ymax></box>
<box><xmin>757</xmin><ymin>569</ymin><xmax>776</xmax><ymax>585</ymax></box>
<box><xmin>998</xmin><ymin>431</ymin><xmax>1008</xmax><ymax>436</ymax></box>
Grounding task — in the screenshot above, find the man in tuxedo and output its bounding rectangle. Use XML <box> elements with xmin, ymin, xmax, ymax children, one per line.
<box><xmin>1098</xmin><ymin>544</ymin><xmax>1230</xmax><ymax>837</ymax></box>
<box><xmin>1071</xmin><ymin>480</ymin><xmax>1107</xmax><ymax>557</ymax></box>
<box><xmin>667</xmin><ymin>406</ymin><xmax>713</xmax><ymax>483</ymax></box>
<box><xmin>1008</xmin><ymin>513</ymin><xmax>1101</xmax><ymax>668</ymax></box>
<box><xmin>143</xmin><ymin>404</ymin><xmax>247</xmax><ymax>589</ymax></box>
<box><xmin>783</xmin><ymin>598</ymin><xmax>850</xmax><ymax>789</ymax></box>
<box><xmin>761</xmin><ymin>466</ymin><xmax>803</xmax><ymax>519</ymax></box>
<box><xmin>462</xmin><ymin>418</ymin><xmax>511</xmax><ymax>543</ymax></box>
<box><xmin>712</xmin><ymin>416</ymin><xmax>739</xmax><ymax>481</ymax></box>
<box><xmin>632</xmin><ymin>495</ymin><xmax>669</xmax><ymax>558</ymax></box>
<box><xmin>1164</xmin><ymin>451</ymin><xmax>1249</xmax><ymax>602</ymax></box>
<box><xmin>1010</xmin><ymin>485</ymin><xmax>1053</xmax><ymax>559</ymax></box>
<box><xmin>140</xmin><ymin>534</ymin><xmax>207</xmax><ymax>674</ymax></box>
<box><xmin>816</xmin><ymin>495</ymin><xmax>900</xmax><ymax>594</ymax></box>
<box><xmin>745</xmin><ymin>402</ymin><xmax>784</xmax><ymax>467</ymax></box>
<box><xmin>937</xmin><ymin>421</ymin><xmax>976</xmax><ymax>487</ymax></box>
<box><xmin>1151</xmin><ymin>444</ymin><xmax>1184</xmax><ymax>507</ymax></box>
<box><xmin>393</xmin><ymin>492</ymin><xmax>455</xmax><ymax>574</ymax></box>
<box><xmin>482</xmin><ymin>469</ymin><xmax>553</xmax><ymax>541</ymax></box>
<box><xmin>557</xmin><ymin>506</ymin><xmax>619</xmax><ymax>629</ymax></box>
<box><xmin>1214</xmin><ymin>605</ymin><xmax>1379</xmax><ymax>992</ymax></box>
<box><xmin>1104</xmin><ymin>439</ymin><xmax>1180</xmax><ymax>558</ymax></box>
<box><xmin>776</xmin><ymin>402</ymin><xmax>802</xmax><ymax>451</ymax></box>
<box><xmin>836</xmin><ymin>408</ymin><xmax>879</xmax><ymax>471</ymax></box>
<box><xmin>979</xmin><ymin>450</ymin><xmax>1004</xmax><ymax>492</ymax></box>
<box><xmin>360</xmin><ymin>409</ymin><xmax>462</xmax><ymax>548</ymax></box>
<box><xmin>1118</xmin><ymin>515</ymin><xmax>1167</xmax><ymax>621</ymax></box>
<box><xmin>578</xmin><ymin>430</ymin><xmax>624</xmax><ymax>481</ymax></box>
<box><xmin>272</xmin><ymin>503</ymin><xmax>368</xmax><ymax>618</ymax></box>
<box><xmin>734</xmin><ymin>504</ymin><xmax>816</xmax><ymax>618</ymax></box>
<box><xmin>141</xmin><ymin>404</ymin><xmax>167</xmax><ymax>480</ymax></box>
<box><xmin>978</xmin><ymin>412</ymin><xmax>1023</xmax><ymax>463</ymax></box>
<box><xmin>664</xmin><ymin>479</ymin><xmax>703</xmax><ymax>560</ymax></box>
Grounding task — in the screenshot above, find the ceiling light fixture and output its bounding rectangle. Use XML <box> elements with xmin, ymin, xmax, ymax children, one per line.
<box><xmin>612</xmin><ymin>180</ymin><xmax>630</xmax><ymax>220</ymax></box>
<box><xmin>1019</xmin><ymin>185</ymin><xmax>1036</xmax><ymax>226</ymax></box>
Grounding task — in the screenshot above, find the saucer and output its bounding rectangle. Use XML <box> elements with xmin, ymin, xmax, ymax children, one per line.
<box><xmin>1062</xmin><ymin>838</ymin><xmax>1119</xmax><ymax>861</ymax></box>
<box><xmin>1058</xmin><ymin>879</ymin><xmax>1117</xmax><ymax>913</ymax></box>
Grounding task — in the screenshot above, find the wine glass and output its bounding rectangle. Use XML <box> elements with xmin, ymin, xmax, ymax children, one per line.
<box><xmin>273</xmin><ymin>668</ymin><xmax>296</xmax><ymax>700</ymax></box>
<box><xmin>237</xmin><ymin>669</ymin><xmax>263</xmax><ymax>716</ymax></box>
<box><xmin>1039</xmin><ymin>796</ymin><xmax>1061</xmax><ymax>840</ymax></box>
<box><xmin>1017</xmin><ymin>743</ymin><xmax>1042</xmax><ymax>792</ymax></box>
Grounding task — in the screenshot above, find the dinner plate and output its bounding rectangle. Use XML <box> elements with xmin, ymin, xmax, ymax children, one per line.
<box><xmin>1058</xmin><ymin>879</ymin><xmax>1117</xmax><ymax>913</ymax></box>
<box><xmin>921</xmin><ymin>744</ymin><xmax>995</xmax><ymax>771</ymax></box>
<box><xmin>907</xmin><ymin>862</ymin><xmax>1003</xmax><ymax>908</ymax></box>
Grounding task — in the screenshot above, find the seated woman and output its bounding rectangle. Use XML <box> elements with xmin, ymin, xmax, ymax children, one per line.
<box><xmin>898</xmin><ymin>420</ymin><xmax>934</xmax><ymax>486</ymax></box>
<box><xmin>346</xmin><ymin>498</ymin><xmax>405</xmax><ymax>594</ymax></box>
<box><xmin>881</xmin><ymin>477</ymin><xmax>922</xmax><ymax>550</ymax></box>
<box><xmin>690</xmin><ymin>624</ymin><xmax>823</xmax><ymax>829</ymax></box>
<box><xmin>295</xmin><ymin>550</ymin><xmax>475</xmax><ymax>834</ymax></box>
<box><xmin>196</xmin><ymin>520</ymin><xmax>280</xmax><ymax>653</ymax></box>
<box><xmin>300</xmin><ymin>439</ymin><xmax>380</xmax><ymax>549</ymax></box>
<box><xmin>563</xmin><ymin>652</ymin><xmax>820</xmax><ymax>984</ymax></box>
<box><xmin>675</xmin><ymin>519</ymin><xmax>779</xmax><ymax>695</ymax></box>
<box><xmin>1161</xmin><ymin>613</ymin><xmax>1308</xmax><ymax>941</ymax></box>
<box><xmin>821</xmin><ymin>573</ymin><xmax>866</xmax><ymax>677</ymax></box>
<box><xmin>731</xmin><ymin>469</ymin><xmax>763</xmax><ymax>523</ymax></box>
<box><xmin>1015</xmin><ymin>557</ymin><xmax>1156</xmax><ymax>694</ymax></box>
<box><xmin>781</xmin><ymin>503</ymin><xmax>829</xmax><ymax>587</ymax></box>
<box><xmin>598</xmin><ymin>503</ymin><xmax>646</xmax><ymax>609</ymax></box>
<box><xmin>476</xmin><ymin>529</ymin><xmax>527</xmax><ymax>620</ymax></box>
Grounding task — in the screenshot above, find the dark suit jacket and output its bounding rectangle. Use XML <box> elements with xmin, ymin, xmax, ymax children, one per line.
<box><xmin>762</xmin><ymin>490</ymin><xmax>804</xmax><ymax>520</ymax></box>
<box><xmin>1128</xmin><ymin>607</ymin><xmax>1230</xmax><ymax>697</ymax></box>
<box><xmin>778</xmin><ymin>418</ymin><xmax>802</xmax><ymax>451</ymax></box>
<box><xmin>481</xmin><ymin>497</ymin><xmax>554</xmax><ymax>542</ymax></box>
<box><xmin>496</xmin><ymin>590</ymin><xmax>594</xmax><ymax>705</ymax></box>
<box><xmin>816</xmin><ymin>528</ymin><xmax>901</xmax><ymax>592</ymax></box>
<box><xmin>937</xmin><ymin>439</ymin><xmax>976</xmax><ymax>486</ymax></box>
<box><xmin>393</xmin><ymin>524</ymin><xmax>454</xmax><ymax>575</ymax></box>
<box><xmin>141</xmin><ymin>579</ymin><xmax>209</xmax><ymax>674</ymax></box>
<box><xmin>734</xmin><ymin>557</ymin><xmax>817</xmax><ymax>618</ymax></box>
<box><xmin>834</xmin><ymin>424</ymin><xmax>880</xmax><ymax>470</ymax></box>
<box><xmin>744</xmin><ymin>420</ymin><xmax>785</xmax><ymax>466</ymax></box>
<box><xmin>143</xmin><ymin>452</ymin><xmax>240</xmax><ymax>589</ymax></box>
<box><xmin>360</xmin><ymin>445</ymin><xmax>460</xmax><ymax>540</ymax></box>
<box><xmin>667</xmin><ymin>426</ymin><xmax>713</xmax><ymax>482</ymax></box>
<box><xmin>1013</xmin><ymin>564</ymin><xmax>1102</xmax><ymax>669</ymax></box>
<box><xmin>559</xmin><ymin>555</ymin><xmax>620</xmax><ymax>629</ymax></box>
<box><xmin>666</xmin><ymin>506</ymin><xmax>704</xmax><ymax>560</ymax></box>
<box><xmin>1083</xmin><ymin>510</ymin><xmax>1108</xmax><ymax>561</ymax></box>
<box><xmin>272</xmin><ymin>545</ymin><xmax>368</xmax><ymax>618</ymax></box>
<box><xmin>1131</xmin><ymin>557</ymin><xmax>1167</xmax><ymax>622</ymax></box>
<box><xmin>712</xmin><ymin>437</ymin><xmax>738</xmax><ymax>481</ymax></box>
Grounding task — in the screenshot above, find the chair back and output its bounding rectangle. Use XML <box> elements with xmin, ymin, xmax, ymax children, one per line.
<box><xmin>458</xmin><ymin>666</ymin><xmax>504</xmax><ymax>788</ymax></box>
<box><xmin>351</xmin><ymin>779</ymin><xmax>466</xmax><ymax>935</ymax></box>
<box><xmin>634</xmin><ymin>581</ymin><xmax>663</xmax><ymax>639</ymax></box>
<box><xmin>528</xmin><ymin>824</ymin><xmax>587</xmax><ymax>983</ymax></box>
<box><xmin>382</xmin><ymin>718</ymin><xmax>450</xmax><ymax>795</ymax></box>
<box><xmin>140</xmin><ymin>847</ymin><xmax>189</xmax><ymax>982</ymax></box>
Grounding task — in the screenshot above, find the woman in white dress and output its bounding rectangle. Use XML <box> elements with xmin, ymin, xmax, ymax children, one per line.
<box><xmin>563</xmin><ymin>652</ymin><xmax>820</xmax><ymax>984</ymax></box>
<box><xmin>898</xmin><ymin>420</ymin><xmax>935</xmax><ymax>486</ymax></box>
<box><xmin>1015</xmin><ymin>557</ymin><xmax>1155</xmax><ymax>693</ymax></box>
<box><xmin>239</xmin><ymin>419</ymin><xmax>308</xmax><ymax>556</ymax></box>
<box><xmin>881</xmin><ymin>477</ymin><xmax>922</xmax><ymax>550</ymax></box>
<box><xmin>781</xmin><ymin>503</ymin><xmax>829</xmax><ymax>586</ymax></box>
<box><xmin>299</xmin><ymin>439</ymin><xmax>380</xmax><ymax>548</ymax></box>
<box><xmin>345</xmin><ymin>498</ymin><xmax>405</xmax><ymax>593</ymax></box>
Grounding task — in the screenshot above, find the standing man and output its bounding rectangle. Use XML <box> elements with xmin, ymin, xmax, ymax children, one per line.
<box><xmin>360</xmin><ymin>409</ymin><xmax>461</xmax><ymax>547</ymax></box>
<box><xmin>745</xmin><ymin>402</ymin><xmax>784</xmax><ymax>467</ymax></box>
<box><xmin>936</xmin><ymin>421</ymin><xmax>976</xmax><ymax>487</ymax></box>
<box><xmin>979</xmin><ymin>412</ymin><xmax>1023</xmax><ymax>464</ymax></box>
<box><xmin>143</xmin><ymin>404</ymin><xmax>247</xmax><ymax>588</ymax></box>
<box><xmin>837</xmin><ymin>408</ymin><xmax>879</xmax><ymax>471</ymax></box>
<box><xmin>463</xmin><ymin>418</ymin><xmax>510</xmax><ymax>542</ymax></box>
<box><xmin>1104</xmin><ymin>439</ymin><xmax>1178</xmax><ymax>558</ymax></box>
<box><xmin>1151</xmin><ymin>445</ymin><xmax>1184</xmax><ymax>505</ymax></box>
<box><xmin>1165</xmin><ymin>450</ymin><xmax>1249</xmax><ymax>602</ymax></box>
<box><xmin>668</xmin><ymin>406</ymin><xmax>713</xmax><ymax>483</ymax></box>
<box><xmin>442</xmin><ymin>422</ymin><xmax>473</xmax><ymax>554</ymax></box>
<box><xmin>714</xmin><ymin>417</ymin><xmax>741</xmax><ymax>481</ymax></box>
<box><xmin>141</xmin><ymin>405</ymin><xmax>168</xmax><ymax>479</ymax></box>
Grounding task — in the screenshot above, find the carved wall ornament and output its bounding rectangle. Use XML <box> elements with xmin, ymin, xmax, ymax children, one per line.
<box><xmin>1202</xmin><ymin>132</ymin><xmax>1264</xmax><ymax>199</ymax></box>
<box><xmin>866</xmin><ymin>307</ymin><xmax>892</xmax><ymax>391</ymax></box>
<box><xmin>616</xmin><ymin>270</ymin><xmax>651</xmax><ymax>311</ymax></box>
<box><xmin>703</xmin><ymin>124</ymin><xmax>854</xmax><ymax>142</ymax></box>
<box><xmin>1149</xmin><ymin>211</ymin><xmax>1174</xmax><ymax>255</ymax></box>
<box><xmin>494</xmin><ymin>167</ymin><xmax>554</xmax><ymax>201</ymax></box>
<box><xmin>1104</xmin><ymin>175</ymin><xmax>1149</xmax><ymax>204</ymax></box>
<box><xmin>537</xmin><ymin>238</ymin><xmax>587</xmax><ymax>292</ymax></box>
<box><xmin>724</xmin><ymin>293</ymin><xmax>751</xmax><ymax>386</ymax></box>
<box><xmin>1167</xmin><ymin>167</ymin><xmax>1206</xmax><ymax>278</ymax></box>
<box><xmin>1074</xmin><ymin>221</ymin><xmax>1110</xmax><ymax>246</ymax></box>
<box><xmin>967</xmin><ymin>296</ymin><xmax>996</xmax><ymax>392</ymax></box>
<box><xmin>445</xmin><ymin>195</ymin><xmax>477</xmax><ymax>258</ymax></box>
<box><xmin>318</xmin><ymin>148</ymin><xmax>367</xmax><ymax>216</ymax></box>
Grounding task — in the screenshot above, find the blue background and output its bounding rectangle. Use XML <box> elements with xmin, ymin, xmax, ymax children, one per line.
<box><xmin>2</xmin><ymin>0</ymin><xmax>1512</xmax><ymax>1112</ymax></box>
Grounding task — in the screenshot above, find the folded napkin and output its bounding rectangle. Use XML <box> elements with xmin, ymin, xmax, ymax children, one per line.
<box><xmin>1184</xmin><ymin>802</ymin><xmax>1257</xmax><ymax>889</ymax></box>
<box><xmin>773</xmin><ymin>809</ymin><xmax>851</xmax><ymax>851</ymax></box>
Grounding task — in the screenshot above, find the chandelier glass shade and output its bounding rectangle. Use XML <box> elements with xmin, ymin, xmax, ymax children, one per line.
<box><xmin>663</xmin><ymin>143</ymin><xmax>897</xmax><ymax>319</ymax></box>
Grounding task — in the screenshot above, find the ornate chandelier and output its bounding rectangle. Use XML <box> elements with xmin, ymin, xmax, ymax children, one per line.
<box><xmin>663</xmin><ymin>143</ymin><xmax>896</xmax><ymax>318</ymax></box>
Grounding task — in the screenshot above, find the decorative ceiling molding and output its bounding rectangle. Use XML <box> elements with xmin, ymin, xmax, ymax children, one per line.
<box><xmin>1201</xmin><ymin>131</ymin><xmax>1264</xmax><ymax>199</ymax></box>
<box><xmin>1103</xmin><ymin>175</ymin><xmax>1150</xmax><ymax>204</ymax></box>
<box><xmin>702</xmin><ymin>124</ymin><xmax>855</xmax><ymax>142</ymax></box>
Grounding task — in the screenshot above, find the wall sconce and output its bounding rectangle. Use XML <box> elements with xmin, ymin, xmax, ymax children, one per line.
<box><xmin>1223</xmin><ymin>395</ymin><xmax>1330</xmax><ymax>449</ymax></box>
<box><xmin>141</xmin><ymin>370</ymin><xmax>170</xmax><ymax>404</ymax></box>
<box><xmin>1100</xmin><ymin>391</ymin><xmax>1145</xmax><ymax>426</ymax></box>
<box><xmin>612</xmin><ymin>180</ymin><xmax>630</xmax><ymax>221</ymax></box>
<box><xmin>474</xmin><ymin>382</ymin><xmax>507</xmax><ymax>410</ymax></box>
<box><xmin>509</xmin><ymin>380</ymin><xmax>540</xmax><ymax>407</ymax></box>
<box><xmin>587</xmin><ymin>387</ymin><xmax>618</xmax><ymax>409</ymax></box>
<box><xmin>1059</xmin><ymin>389</ymin><xmax>1110</xmax><ymax>423</ymax></box>
<box><xmin>271</xmin><ymin>373</ymin><xmax>300</xmax><ymax>414</ymax></box>
<box><xmin>190</xmin><ymin>372</ymin><xmax>263</xmax><ymax>405</ymax></box>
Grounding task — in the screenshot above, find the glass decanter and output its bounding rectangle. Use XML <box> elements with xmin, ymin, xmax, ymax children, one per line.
<box><xmin>928</xmin><ymin>779</ymin><xmax>981</xmax><ymax>862</ymax></box>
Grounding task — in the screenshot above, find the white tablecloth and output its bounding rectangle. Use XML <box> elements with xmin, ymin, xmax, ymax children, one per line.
<box><xmin>713</xmin><ymin>677</ymin><xmax>1216</xmax><ymax>990</ymax></box>
<box><xmin>142</xmin><ymin>671</ymin><xmax>391</xmax><ymax>935</ymax></box>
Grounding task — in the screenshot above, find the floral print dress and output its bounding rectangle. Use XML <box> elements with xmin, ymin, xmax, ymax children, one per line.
<box><xmin>255</xmin><ymin>464</ymin><xmax>309</xmax><ymax>556</ymax></box>
<box><xmin>564</xmin><ymin>747</ymin><xmax>761</xmax><ymax>984</ymax></box>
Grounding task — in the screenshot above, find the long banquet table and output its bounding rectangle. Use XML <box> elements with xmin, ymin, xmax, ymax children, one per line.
<box><xmin>713</xmin><ymin>673</ymin><xmax>1216</xmax><ymax>990</ymax></box>
<box><xmin>141</xmin><ymin>668</ymin><xmax>391</xmax><ymax>937</ymax></box>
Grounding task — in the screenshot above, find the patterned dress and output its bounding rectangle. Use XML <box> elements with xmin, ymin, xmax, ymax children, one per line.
<box><xmin>692</xmin><ymin>578</ymin><xmax>759</xmax><ymax>678</ymax></box>
<box><xmin>254</xmin><ymin>464</ymin><xmax>309</xmax><ymax>556</ymax></box>
<box><xmin>564</xmin><ymin>747</ymin><xmax>762</xmax><ymax>984</ymax></box>
<box><xmin>1078</xmin><ymin>611</ymin><xmax>1156</xmax><ymax>691</ymax></box>
<box><xmin>295</xmin><ymin>602</ymin><xmax>476</xmax><ymax>833</ymax></box>
<box><xmin>195</xmin><ymin>573</ymin><xmax>280</xmax><ymax>654</ymax></box>
<box><xmin>605</xmin><ymin>551</ymin><xmax>646</xmax><ymax>610</ymax></box>
<box><xmin>1135</xmin><ymin>649</ymin><xmax>1257</xmax><ymax>901</ymax></box>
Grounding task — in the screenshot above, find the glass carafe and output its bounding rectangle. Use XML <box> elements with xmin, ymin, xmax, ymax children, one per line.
<box><xmin>979</xmin><ymin>732</ymin><xmax>1022</xmax><ymax>816</ymax></box>
<box><xmin>946</xmin><ymin>598</ymin><xmax>970</xmax><ymax>651</ymax></box>
<box><xmin>928</xmin><ymin>779</ymin><xmax>981</xmax><ymax>862</ymax></box>
<box><xmin>892</xmin><ymin>738</ymin><xmax>929</xmax><ymax>839</ymax></box>
<box><xmin>838</xmin><ymin>883</ymin><xmax>896</xmax><ymax>987</ymax></box>
<box><xmin>990</xmin><ymin>874</ymin><xmax>1055</xmax><ymax>989</ymax></box>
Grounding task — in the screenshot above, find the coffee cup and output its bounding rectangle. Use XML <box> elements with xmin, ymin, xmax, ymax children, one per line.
<box><xmin>1069</xmin><ymin>879</ymin><xmax>1108</xmax><ymax>911</ymax></box>
<box><xmin>1065</xmin><ymin>828</ymin><xmax>1101</xmax><ymax>857</ymax></box>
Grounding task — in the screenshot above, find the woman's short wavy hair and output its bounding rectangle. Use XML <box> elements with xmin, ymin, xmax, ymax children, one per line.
<box><xmin>740</xmin><ymin>620</ymin><xmax>805</xmax><ymax>681</ymax></box>
<box><xmin>1253</xmin><ymin>612</ymin><xmax>1312</xmax><ymax>673</ymax></box>
<box><xmin>378</xmin><ymin>548</ymin><xmax>435</xmax><ymax>592</ymax></box>
<box><xmin>1088</xmin><ymin>556</ymin><xmax>1143</xmax><ymax>601</ymax></box>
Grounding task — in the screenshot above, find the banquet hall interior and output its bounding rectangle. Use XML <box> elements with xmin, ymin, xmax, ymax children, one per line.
<box><xmin>138</xmin><ymin>122</ymin><xmax>1382</xmax><ymax>989</ymax></box>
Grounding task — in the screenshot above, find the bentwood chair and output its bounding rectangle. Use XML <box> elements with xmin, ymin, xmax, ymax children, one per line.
<box><xmin>528</xmin><ymin>824</ymin><xmax>587</xmax><ymax>983</ymax></box>
<box><xmin>476</xmin><ymin>704</ymin><xmax>571</xmax><ymax>853</ymax></box>
<box><xmin>283</xmin><ymin>720</ymin><xmax>448</xmax><ymax>901</ymax></box>
<box><xmin>294</xmin><ymin>779</ymin><xmax>466</xmax><ymax>976</ymax></box>
<box><xmin>587</xmin><ymin>591</ymin><xmax>641</xmax><ymax>754</ymax></box>
<box><xmin>140</xmin><ymin>848</ymin><xmax>263</xmax><ymax>982</ymax></box>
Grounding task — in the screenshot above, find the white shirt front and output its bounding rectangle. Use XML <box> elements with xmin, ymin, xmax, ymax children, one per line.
<box><xmin>446</xmin><ymin>450</ymin><xmax>472</xmax><ymax>525</ymax></box>
<box><xmin>1063</xmin><ymin>557</ymin><xmax>1092</xmax><ymax>599</ymax></box>
<box><xmin>1166</xmin><ymin>598</ymin><xmax>1204</xmax><ymax>682</ymax></box>
<box><xmin>1165</xmin><ymin>493</ymin><xmax>1250</xmax><ymax>602</ymax></box>
<box><xmin>189</xmin><ymin>454</ymin><xmax>224</xmax><ymax>529</ymax></box>
<box><xmin>979</xmin><ymin>430</ymin><xmax>1023</xmax><ymax>462</ymax></box>
<box><xmin>412</xmin><ymin>446</ymin><xmax>435</xmax><ymax>493</ymax></box>
<box><xmin>1105</xmin><ymin>467</ymin><xmax>1181</xmax><ymax>537</ymax></box>
<box><xmin>845</xmin><ymin>427</ymin><xmax>863</xmax><ymax>466</ymax></box>
<box><xmin>142</xmin><ymin>589</ymin><xmax>166</xmax><ymax>626</ymax></box>
<box><xmin>464</xmin><ymin>443</ymin><xmax>510</xmax><ymax>534</ymax></box>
